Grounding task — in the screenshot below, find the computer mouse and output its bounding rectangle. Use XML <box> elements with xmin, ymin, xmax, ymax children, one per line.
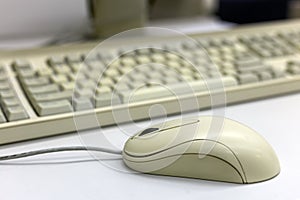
<box><xmin>122</xmin><ymin>116</ymin><xmax>280</xmax><ymax>184</ymax></box>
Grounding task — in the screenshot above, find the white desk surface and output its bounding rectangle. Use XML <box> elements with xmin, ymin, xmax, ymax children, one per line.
<box><xmin>0</xmin><ymin>93</ymin><xmax>299</xmax><ymax>200</ymax></box>
<box><xmin>0</xmin><ymin>18</ymin><xmax>299</xmax><ymax>200</ymax></box>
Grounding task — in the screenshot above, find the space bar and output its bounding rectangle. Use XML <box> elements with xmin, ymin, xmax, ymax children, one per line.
<box><xmin>119</xmin><ymin>77</ymin><xmax>237</xmax><ymax>102</ymax></box>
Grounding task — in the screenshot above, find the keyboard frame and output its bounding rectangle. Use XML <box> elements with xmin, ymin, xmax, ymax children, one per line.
<box><xmin>1</xmin><ymin>19</ymin><xmax>300</xmax><ymax>145</ymax></box>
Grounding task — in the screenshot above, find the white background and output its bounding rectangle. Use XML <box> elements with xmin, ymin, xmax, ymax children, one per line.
<box><xmin>0</xmin><ymin>93</ymin><xmax>300</xmax><ymax>200</ymax></box>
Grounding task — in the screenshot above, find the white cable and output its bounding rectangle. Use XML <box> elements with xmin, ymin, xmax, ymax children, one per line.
<box><xmin>0</xmin><ymin>146</ymin><xmax>122</xmax><ymax>161</ymax></box>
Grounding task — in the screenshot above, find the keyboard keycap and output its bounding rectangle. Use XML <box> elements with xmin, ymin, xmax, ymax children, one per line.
<box><xmin>257</xmin><ymin>71</ymin><xmax>273</xmax><ymax>81</ymax></box>
<box><xmin>78</xmin><ymin>80</ymin><xmax>97</xmax><ymax>89</ymax></box>
<box><xmin>75</xmin><ymin>89</ymin><xmax>94</xmax><ymax>98</ymax></box>
<box><xmin>96</xmin><ymin>86</ymin><xmax>112</xmax><ymax>94</ymax></box>
<box><xmin>32</xmin><ymin>91</ymin><xmax>73</xmax><ymax>102</ymax></box>
<box><xmin>12</xmin><ymin>60</ymin><xmax>32</xmax><ymax>69</ymax></box>
<box><xmin>1</xmin><ymin>98</ymin><xmax>20</xmax><ymax>107</ymax></box>
<box><xmin>0</xmin><ymin>109</ymin><xmax>6</xmax><ymax>123</ymax></box>
<box><xmin>17</xmin><ymin>68</ymin><xmax>36</xmax><ymax>78</ymax></box>
<box><xmin>0</xmin><ymin>90</ymin><xmax>15</xmax><ymax>98</ymax></box>
<box><xmin>0</xmin><ymin>74</ymin><xmax>6</xmax><ymax>81</ymax></box>
<box><xmin>36</xmin><ymin>67</ymin><xmax>53</xmax><ymax>76</ymax></box>
<box><xmin>120</xmin><ymin>77</ymin><xmax>237</xmax><ymax>102</ymax></box>
<box><xmin>287</xmin><ymin>65</ymin><xmax>300</xmax><ymax>75</ymax></box>
<box><xmin>23</xmin><ymin>77</ymin><xmax>50</xmax><ymax>86</ymax></box>
<box><xmin>36</xmin><ymin>100</ymin><xmax>73</xmax><ymax>116</ymax></box>
<box><xmin>50</xmin><ymin>74</ymin><xmax>68</xmax><ymax>84</ymax></box>
<box><xmin>73</xmin><ymin>98</ymin><xmax>93</xmax><ymax>111</ymax></box>
<box><xmin>94</xmin><ymin>93</ymin><xmax>121</xmax><ymax>107</ymax></box>
<box><xmin>3</xmin><ymin>106</ymin><xmax>28</xmax><ymax>121</ymax></box>
<box><xmin>0</xmin><ymin>82</ymin><xmax>10</xmax><ymax>90</ymax></box>
<box><xmin>47</xmin><ymin>56</ymin><xmax>65</xmax><ymax>66</ymax></box>
<box><xmin>28</xmin><ymin>84</ymin><xmax>60</xmax><ymax>94</ymax></box>
<box><xmin>60</xmin><ymin>82</ymin><xmax>75</xmax><ymax>91</ymax></box>
<box><xmin>53</xmin><ymin>64</ymin><xmax>72</xmax><ymax>74</ymax></box>
<box><xmin>66</xmin><ymin>54</ymin><xmax>83</xmax><ymax>63</ymax></box>
<box><xmin>237</xmin><ymin>74</ymin><xmax>259</xmax><ymax>84</ymax></box>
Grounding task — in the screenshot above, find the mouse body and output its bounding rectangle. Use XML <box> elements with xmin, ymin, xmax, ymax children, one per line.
<box><xmin>122</xmin><ymin>116</ymin><xmax>280</xmax><ymax>184</ymax></box>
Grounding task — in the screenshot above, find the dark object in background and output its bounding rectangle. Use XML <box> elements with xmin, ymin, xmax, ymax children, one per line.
<box><xmin>217</xmin><ymin>0</ymin><xmax>289</xmax><ymax>24</ymax></box>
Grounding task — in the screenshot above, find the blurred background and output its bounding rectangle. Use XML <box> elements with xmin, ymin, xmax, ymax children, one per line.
<box><xmin>149</xmin><ymin>0</ymin><xmax>300</xmax><ymax>22</ymax></box>
<box><xmin>0</xmin><ymin>0</ymin><xmax>299</xmax><ymax>48</ymax></box>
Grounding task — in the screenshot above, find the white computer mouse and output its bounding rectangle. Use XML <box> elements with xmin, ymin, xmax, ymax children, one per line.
<box><xmin>122</xmin><ymin>116</ymin><xmax>280</xmax><ymax>184</ymax></box>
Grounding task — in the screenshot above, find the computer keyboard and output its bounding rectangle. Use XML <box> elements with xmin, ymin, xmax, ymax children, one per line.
<box><xmin>1</xmin><ymin>20</ymin><xmax>300</xmax><ymax>145</ymax></box>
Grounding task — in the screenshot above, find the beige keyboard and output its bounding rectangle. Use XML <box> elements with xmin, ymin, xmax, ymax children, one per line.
<box><xmin>1</xmin><ymin>20</ymin><xmax>300</xmax><ymax>145</ymax></box>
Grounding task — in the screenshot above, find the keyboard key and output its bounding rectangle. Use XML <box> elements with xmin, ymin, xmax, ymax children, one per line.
<box><xmin>50</xmin><ymin>74</ymin><xmax>68</xmax><ymax>84</ymax></box>
<box><xmin>73</xmin><ymin>98</ymin><xmax>93</xmax><ymax>111</ymax></box>
<box><xmin>105</xmin><ymin>68</ymin><xmax>120</xmax><ymax>77</ymax></box>
<box><xmin>271</xmin><ymin>69</ymin><xmax>285</xmax><ymax>78</ymax></box>
<box><xmin>74</xmin><ymin>88</ymin><xmax>94</xmax><ymax>98</ymax></box>
<box><xmin>96</xmin><ymin>86</ymin><xmax>112</xmax><ymax>94</ymax></box>
<box><xmin>121</xmin><ymin>57</ymin><xmax>136</xmax><ymax>66</ymax></box>
<box><xmin>0</xmin><ymin>82</ymin><xmax>10</xmax><ymax>90</ymax></box>
<box><xmin>163</xmin><ymin>77</ymin><xmax>179</xmax><ymax>84</ymax></box>
<box><xmin>0</xmin><ymin>109</ymin><xmax>6</xmax><ymax>123</ymax></box>
<box><xmin>16</xmin><ymin>68</ymin><xmax>36</xmax><ymax>78</ymax></box>
<box><xmin>94</xmin><ymin>93</ymin><xmax>121</xmax><ymax>107</ymax></box>
<box><xmin>87</xmin><ymin>61</ymin><xmax>105</xmax><ymax>70</ymax></box>
<box><xmin>130</xmin><ymin>73</ymin><xmax>148</xmax><ymax>82</ymax></box>
<box><xmin>12</xmin><ymin>60</ymin><xmax>32</xmax><ymax>69</ymax></box>
<box><xmin>237</xmin><ymin>74</ymin><xmax>259</xmax><ymax>84</ymax></box>
<box><xmin>83</xmin><ymin>53</ymin><xmax>100</xmax><ymax>62</ymax></box>
<box><xmin>0</xmin><ymin>90</ymin><xmax>15</xmax><ymax>98</ymax></box>
<box><xmin>136</xmin><ymin>55</ymin><xmax>152</xmax><ymax>64</ymax></box>
<box><xmin>27</xmin><ymin>84</ymin><xmax>60</xmax><ymax>94</ymax></box>
<box><xmin>0</xmin><ymin>73</ymin><xmax>6</xmax><ymax>81</ymax></box>
<box><xmin>68</xmin><ymin>73</ymin><xmax>86</xmax><ymax>81</ymax></box>
<box><xmin>69</xmin><ymin>63</ymin><xmax>83</xmax><ymax>72</ymax></box>
<box><xmin>3</xmin><ymin>106</ymin><xmax>28</xmax><ymax>121</ymax></box>
<box><xmin>85</xmin><ymin>69</ymin><xmax>102</xmax><ymax>80</ymax></box>
<box><xmin>113</xmin><ymin>83</ymin><xmax>131</xmax><ymax>91</ymax></box>
<box><xmin>128</xmin><ymin>80</ymin><xmax>146</xmax><ymax>89</ymax></box>
<box><xmin>53</xmin><ymin>64</ymin><xmax>72</xmax><ymax>74</ymax></box>
<box><xmin>1</xmin><ymin>98</ymin><xmax>20</xmax><ymax>107</ymax></box>
<box><xmin>98</xmin><ymin>77</ymin><xmax>114</xmax><ymax>86</ymax></box>
<box><xmin>180</xmin><ymin>74</ymin><xmax>195</xmax><ymax>81</ymax></box>
<box><xmin>78</xmin><ymin>80</ymin><xmax>97</xmax><ymax>89</ymax></box>
<box><xmin>234</xmin><ymin>57</ymin><xmax>262</xmax><ymax>68</ymax></box>
<box><xmin>60</xmin><ymin>82</ymin><xmax>75</xmax><ymax>91</ymax></box>
<box><xmin>35</xmin><ymin>100</ymin><xmax>73</xmax><ymax>116</ymax></box>
<box><xmin>47</xmin><ymin>56</ymin><xmax>65</xmax><ymax>66</ymax></box>
<box><xmin>36</xmin><ymin>67</ymin><xmax>53</xmax><ymax>76</ymax></box>
<box><xmin>120</xmin><ymin>86</ymin><xmax>171</xmax><ymax>103</ymax></box>
<box><xmin>32</xmin><ymin>91</ymin><xmax>73</xmax><ymax>102</ymax></box>
<box><xmin>120</xmin><ymin>77</ymin><xmax>237</xmax><ymax>102</ymax></box>
<box><xmin>166</xmin><ymin>60</ymin><xmax>181</xmax><ymax>69</ymax></box>
<box><xmin>23</xmin><ymin>77</ymin><xmax>50</xmax><ymax>86</ymax></box>
<box><xmin>119</xmin><ymin>66</ymin><xmax>133</xmax><ymax>74</ymax></box>
<box><xmin>66</xmin><ymin>54</ymin><xmax>83</xmax><ymax>63</ymax></box>
<box><xmin>237</xmin><ymin>65</ymin><xmax>270</xmax><ymax>73</ymax></box>
<box><xmin>287</xmin><ymin>65</ymin><xmax>300</xmax><ymax>75</ymax></box>
<box><xmin>151</xmin><ymin>53</ymin><xmax>166</xmax><ymax>63</ymax></box>
<box><xmin>257</xmin><ymin>71</ymin><xmax>273</xmax><ymax>81</ymax></box>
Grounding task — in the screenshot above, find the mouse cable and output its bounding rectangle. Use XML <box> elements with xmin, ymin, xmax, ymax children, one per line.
<box><xmin>0</xmin><ymin>146</ymin><xmax>122</xmax><ymax>161</ymax></box>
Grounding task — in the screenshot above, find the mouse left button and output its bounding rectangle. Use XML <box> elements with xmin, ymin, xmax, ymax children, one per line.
<box><xmin>139</xmin><ymin>128</ymin><xmax>160</xmax><ymax>136</ymax></box>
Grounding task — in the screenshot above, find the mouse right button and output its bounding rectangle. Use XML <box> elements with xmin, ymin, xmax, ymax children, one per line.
<box><xmin>220</xmin><ymin>119</ymin><xmax>280</xmax><ymax>183</ymax></box>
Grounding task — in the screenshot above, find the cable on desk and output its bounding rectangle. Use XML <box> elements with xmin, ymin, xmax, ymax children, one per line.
<box><xmin>0</xmin><ymin>146</ymin><xmax>122</xmax><ymax>161</ymax></box>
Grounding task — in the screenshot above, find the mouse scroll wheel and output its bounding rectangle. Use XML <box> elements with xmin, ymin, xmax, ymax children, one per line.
<box><xmin>139</xmin><ymin>128</ymin><xmax>160</xmax><ymax>136</ymax></box>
